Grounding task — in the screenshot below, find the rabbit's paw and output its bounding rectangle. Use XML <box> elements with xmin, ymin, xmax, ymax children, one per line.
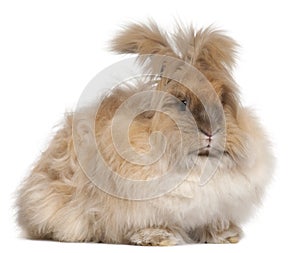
<box><xmin>193</xmin><ymin>221</ymin><xmax>242</xmax><ymax>244</ymax></box>
<box><xmin>129</xmin><ymin>228</ymin><xmax>186</xmax><ymax>246</ymax></box>
<box><xmin>207</xmin><ymin>222</ymin><xmax>242</xmax><ymax>244</ymax></box>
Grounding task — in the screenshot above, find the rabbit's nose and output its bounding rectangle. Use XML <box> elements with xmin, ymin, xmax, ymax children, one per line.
<box><xmin>200</xmin><ymin>128</ymin><xmax>212</xmax><ymax>138</ymax></box>
<box><xmin>200</xmin><ymin>129</ymin><xmax>213</xmax><ymax>147</ymax></box>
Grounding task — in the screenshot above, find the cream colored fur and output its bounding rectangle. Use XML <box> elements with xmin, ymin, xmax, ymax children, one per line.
<box><xmin>16</xmin><ymin>21</ymin><xmax>274</xmax><ymax>245</ymax></box>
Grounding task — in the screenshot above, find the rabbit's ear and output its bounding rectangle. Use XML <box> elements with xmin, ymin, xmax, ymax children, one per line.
<box><xmin>174</xmin><ymin>25</ymin><xmax>238</xmax><ymax>72</ymax></box>
<box><xmin>111</xmin><ymin>21</ymin><xmax>175</xmax><ymax>56</ymax></box>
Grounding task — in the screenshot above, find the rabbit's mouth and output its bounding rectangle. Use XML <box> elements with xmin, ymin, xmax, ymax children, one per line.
<box><xmin>188</xmin><ymin>147</ymin><xmax>211</xmax><ymax>156</ymax></box>
<box><xmin>197</xmin><ymin>144</ymin><xmax>212</xmax><ymax>156</ymax></box>
<box><xmin>198</xmin><ymin>149</ymin><xmax>210</xmax><ymax>156</ymax></box>
<box><xmin>197</xmin><ymin>146</ymin><xmax>223</xmax><ymax>157</ymax></box>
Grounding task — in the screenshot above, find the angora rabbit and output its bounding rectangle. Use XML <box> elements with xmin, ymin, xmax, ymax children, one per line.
<box><xmin>17</xmin><ymin>22</ymin><xmax>273</xmax><ymax>245</ymax></box>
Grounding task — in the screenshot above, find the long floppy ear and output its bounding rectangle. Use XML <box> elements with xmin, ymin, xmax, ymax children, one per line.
<box><xmin>174</xmin><ymin>25</ymin><xmax>238</xmax><ymax>73</ymax></box>
<box><xmin>111</xmin><ymin>21</ymin><xmax>175</xmax><ymax>56</ymax></box>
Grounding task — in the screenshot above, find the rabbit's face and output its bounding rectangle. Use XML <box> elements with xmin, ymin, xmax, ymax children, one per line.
<box><xmin>150</xmin><ymin>72</ymin><xmax>247</xmax><ymax>164</ymax></box>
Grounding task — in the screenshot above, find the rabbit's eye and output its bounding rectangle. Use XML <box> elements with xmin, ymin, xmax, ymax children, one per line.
<box><xmin>179</xmin><ymin>100</ymin><xmax>187</xmax><ymax>111</ymax></box>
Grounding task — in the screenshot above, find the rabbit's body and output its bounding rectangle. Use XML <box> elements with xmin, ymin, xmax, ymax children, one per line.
<box><xmin>17</xmin><ymin>22</ymin><xmax>273</xmax><ymax>245</ymax></box>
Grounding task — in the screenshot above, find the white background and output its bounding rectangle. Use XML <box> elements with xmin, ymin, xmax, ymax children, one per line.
<box><xmin>1</xmin><ymin>0</ymin><xmax>299</xmax><ymax>252</ymax></box>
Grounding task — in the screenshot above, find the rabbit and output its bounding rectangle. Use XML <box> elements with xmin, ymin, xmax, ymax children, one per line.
<box><xmin>16</xmin><ymin>21</ymin><xmax>274</xmax><ymax>245</ymax></box>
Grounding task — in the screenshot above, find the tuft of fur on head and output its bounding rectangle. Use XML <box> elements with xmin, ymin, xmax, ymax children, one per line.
<box><xmin>111</xmin><ymin>21</ymin><xmax>174</xmax><ymax>56</ymax></box>
<box><xmin>173</xmin><ymin>24</ymin><xmax>238</xmax><ymax>71</ymax></box>
<box><xmin>111</xmin><ymin>21</ymin><xmax>237</xmax><ymax>74</ymax></box>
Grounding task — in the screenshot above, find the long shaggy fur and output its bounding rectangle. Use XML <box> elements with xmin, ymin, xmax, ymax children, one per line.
<box><xmin>16</xmin><ymin>21</ymin><xmax>274</xmax><ymax>245</ymax></box>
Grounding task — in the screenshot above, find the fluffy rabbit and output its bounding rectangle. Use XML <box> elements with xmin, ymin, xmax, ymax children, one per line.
<box><xmin>16</xmin><ymin>22</ymin><xmax>273</xmax><ymax>245</ymax></box>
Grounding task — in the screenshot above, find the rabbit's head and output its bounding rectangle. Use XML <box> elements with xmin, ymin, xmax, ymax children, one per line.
<box><xmin>110</xmin><ymin>21</ymin><xmax>250</xmax><ymax>170</ymax></box>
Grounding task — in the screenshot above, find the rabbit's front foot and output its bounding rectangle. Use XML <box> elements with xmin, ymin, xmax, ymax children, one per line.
<box><xmin>206</xmin><ymin>221</ymin><xmax>242</xmax><ymax>244</ymax></box>
<box><xmin>192</xmin><ymin>221</ymin><xmax>243</xmax><ymax>244</ymax></box>
<box><xmin>129</xmin><ymin>227</ymin><xmax>188</xmax><ymax>246</ymax></box>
